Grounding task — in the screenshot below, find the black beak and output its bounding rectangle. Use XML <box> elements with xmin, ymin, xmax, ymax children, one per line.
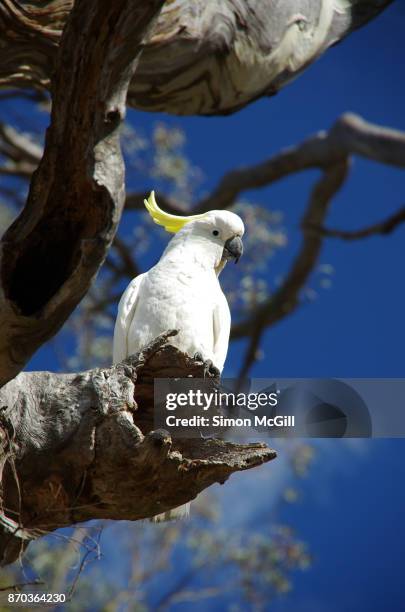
<box><xmin>223</xmin><ymin>236</ymin><xmax>243</xmax><ymax>264</ymax></box>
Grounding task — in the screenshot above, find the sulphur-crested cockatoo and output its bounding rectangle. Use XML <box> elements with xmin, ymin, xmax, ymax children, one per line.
<box><xmin>113</xmin><ymin>191</ymin><xmax>244</xmax><ymax>520</ymax></box>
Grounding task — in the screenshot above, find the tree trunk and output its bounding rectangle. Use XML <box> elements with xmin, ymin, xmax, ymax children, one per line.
<box><xmin>0</xmin><ymin>0</ymin><xmax>164</xmax><ymax>387</ymax></box>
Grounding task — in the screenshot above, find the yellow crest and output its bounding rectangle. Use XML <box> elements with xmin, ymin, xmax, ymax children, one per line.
<box><xmin>144</xmin><ymin>191</ymin><xmax>207</xmax><ymax>234</ymax></box>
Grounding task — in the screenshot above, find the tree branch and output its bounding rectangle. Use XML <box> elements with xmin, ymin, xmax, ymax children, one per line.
<box><xmin>194</xmin><ymin>113</ymin><xmax>405</xmax><ymax>213</ymax></box>
<box><xmin>126</xmin><ymin>114</ymin><xmax>405</xmax><ymax>217</ymax></box>
<box><xmin>308</xmin><ymin>205</ymin><xmax>405</xmax><ymax>240</ymax></box>
<box><xmin>0</xmin><ymin>123</ymin><xmax>42</xmax><ymax>179</ymax></box>
<box><xmin>0</xmin><ymin>332</ymin><xmax>276</xmax><ymax>566</ymax></box>
<box><xmin>230</xmin><ymin>113</ymin><xmax>405</xmax><ymax>377</ymax></box>
<box><xmin>235</xmin><ymin>160</ymin><xmax>350</xmax><ymax>380</ymax></box>
<box><xmin>0</xmin><ymin>0</ymin><xmax>165</xmax><ymax>387</ymax></box>
<box><xmin>0</xmin><ymin>1</ymin><xmax>393</xmax><ymax>116</ymax></box>
<box><xmin>0</xmin><ymin>124</ymin><xmax>42</xmax><ymax>166</ymax></box>
<box><xmin>229</xmin><ymin>116</ymin><xmax>405</xmax><ymax>344</ymax></box>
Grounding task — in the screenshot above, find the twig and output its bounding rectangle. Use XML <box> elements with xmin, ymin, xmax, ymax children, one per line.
<box><xmin>308</xmin><ymin>205</ymin><xmax>405</xmax><ymax>240</ymax></box>
<box><xmin>66</xmin><ymin>527</ymin><xmax>103</xmax><ymax>601</ymax></box>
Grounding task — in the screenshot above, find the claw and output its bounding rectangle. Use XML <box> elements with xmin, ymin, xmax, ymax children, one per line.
<box><xmin>193</xmin><ymin>353</ymin><xmax>220</xmax><ymax>378</ymax></box>
<box><xmin>203</xmin><ymin>359</ymin><xmax>220</xmax><ymax>379</ymax></box>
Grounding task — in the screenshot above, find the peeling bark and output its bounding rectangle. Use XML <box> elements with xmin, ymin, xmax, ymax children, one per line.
<box><xmin>0</xmin><ymin>1</ymin><xmax>393</xmax><ymax>116</ymax></box>
<box><xmin>0</xmin><ymin>333</ymin><xmax>276</xmax><ymax>566</ymax></box>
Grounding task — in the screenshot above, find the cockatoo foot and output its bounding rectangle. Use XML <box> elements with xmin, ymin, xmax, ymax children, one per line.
<box><xmin>193</xmin><ymin>352</ymin><xmax>220</xmax><ymax>378</ymax></box>
<box><xmin>203</xmin><ymin>359</ymin><xmax>220</xmax><ymax>378</ymax></box>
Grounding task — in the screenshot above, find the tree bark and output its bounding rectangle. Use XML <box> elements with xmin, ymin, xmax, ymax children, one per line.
<box><xmin>0</xmin><ymin>1</ymin><xmax>394</xmax><ymax>116</ymax></box>
<box><xmin>0</xmin><ymin>332</ymin><xmax>276</xmax><ymax>566</ymax></box>
<box><xmin>0</xmin><ymin>0</ymin><xmax>164</xmax><ymax>387</ymax></box>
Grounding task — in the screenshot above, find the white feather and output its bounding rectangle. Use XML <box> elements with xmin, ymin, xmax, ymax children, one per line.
<box><xmin>113</xmin><ymin>274</ymin><xmax>145</xmax><ymax>364</ymax></box>
<box><xmin>213</xmin><ymin>290</ymin><xmax>231</xmax><ymax>373</ymax></box>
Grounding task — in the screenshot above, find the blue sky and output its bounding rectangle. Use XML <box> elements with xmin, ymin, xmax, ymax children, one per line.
<box><xmin>3</xmin><ymin>2</ymin><xmax>405</xmax><ymax>609</ymax></box>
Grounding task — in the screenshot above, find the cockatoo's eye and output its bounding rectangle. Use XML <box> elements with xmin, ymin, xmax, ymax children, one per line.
<box><xmin>212</xmin><ymin>230</ymin><xmax>219</xmax><ymax>237</ymax></box>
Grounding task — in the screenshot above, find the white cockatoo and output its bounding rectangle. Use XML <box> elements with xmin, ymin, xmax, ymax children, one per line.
<box><xmin>113</xmin><ymin>191</ymin><xmax>244</xmax><ymax>520</ymax></box>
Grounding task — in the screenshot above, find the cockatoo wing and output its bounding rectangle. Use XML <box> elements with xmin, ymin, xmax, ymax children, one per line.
<box><xmin>213</xmin><ymin>291</ymin><xmax>231</xmax><ymax>373</ymax></box>
<box><xmin>113</xmin><ymin>274</ymin><xmax>145</xmax><ymax>364</ymax></box>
